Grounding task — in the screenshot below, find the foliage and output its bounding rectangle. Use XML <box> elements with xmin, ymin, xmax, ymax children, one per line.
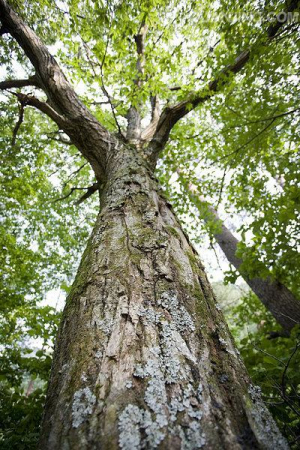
<box><xmin>227</xmin><ymin>291</ymin><xmax>300</xmax><ymax>448</ymax></box>
<box><xmin>0</xmin><ymin>96</ymin><xmax>97</xmax><ymax>448</ymax></box>
<box><xmin>0</xmin><ymin>0</ymin><xmax>299</xmax><ymax>447</ymax></box>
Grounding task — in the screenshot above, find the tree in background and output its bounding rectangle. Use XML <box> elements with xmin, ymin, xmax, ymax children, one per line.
<box><xmin>0</xmin><ymin>0</ymin><xmax>299</xmax><ymax>449</ymax></box>
<box><xmin>176</xmin><ymin>175</ymin><xmax>300</xmax><ymax>335</ymax></box>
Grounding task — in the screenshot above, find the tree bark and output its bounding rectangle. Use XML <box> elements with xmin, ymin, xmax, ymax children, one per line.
<box><xmin>0</xmin><ymin>2</ymin><xmax>292</xmax><ymax>447</ymax></box>
<box><xmin>40</xmin><ymin>143</ymin><xmax>288</xmax><ymax>449</ymax></box>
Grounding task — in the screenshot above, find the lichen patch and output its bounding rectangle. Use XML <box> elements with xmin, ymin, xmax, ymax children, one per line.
<box><xmin>72</xmin><ymin>387</ymin><xmax>96</xmax><ymax>428</ymax></box>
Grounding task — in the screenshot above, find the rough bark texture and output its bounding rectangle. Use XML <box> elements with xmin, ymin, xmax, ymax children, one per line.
<box><xmin>0</xmin><ymin>1</ymin><xmax>294</xmax><ymax>448</ymax></box>
<box><xmin>40</xmin><ymin>144</ymin><xmax>288</xmax><ymax>450</ymax></box>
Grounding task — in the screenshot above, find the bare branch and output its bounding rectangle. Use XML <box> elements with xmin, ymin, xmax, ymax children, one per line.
<box><xmin>10</xmin><ymin>91</ymin><xmax>67</xmax><ymax>127</ymax></box>
<box><xmin>63</xmin><ymin>163</ymin><xmax>88</xmax><ymax>187</ymax></box>
<box><xmin>75</xmin><ymin>182</ymin><xmax>99</xmax><ymax>205</ymax></box>
<box><xmin>53</xmin><ymin>183</ymin><xmax>99</xmax><ymax>204</ymax></box>
<box><xmin>53</xmin><ymin>186</ymin><xmax>91</xmax><ymax>203</ymax></box>
<box><xmin>0</xmin><ymin>75</ymin><xmax>41</xmax><ymax>90</ymax></box>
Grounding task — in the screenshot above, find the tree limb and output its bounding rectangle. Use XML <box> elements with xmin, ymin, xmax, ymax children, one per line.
<box><xmin>141</xmin><ymin>95</ymin><xmax>161</xmax><ymax>142</ymax></box>
<box><xmin>0</xmin><ymin>0</ymin><xmax>88</xmax><ymax>120</ymax></box>
<box><xmin>0</xmin><ymin>75</ymin><xmax>41</xmax><ymax>90</ymax></box>
<box><xmin>63</xmin><ymin>163</ymin><xmax>88</xmax><ymax>187</ymax></box>
<box><xmin>126</xmin><ymin>20</ymin><xmax>148</xmax><ymax>142</ymax></box>
<box><xmin>11</xmin><ymin>100</ymin><xmax>25</xmax><ymax>146</ymax></box>
<box><xmin>53</xmin><ymin>183</ymin><xmax>99</xmax><ymax>204</ymax></box>
<box><xmin>75</xmin><ymin>182</ymin><xmax>99</xmax><ymax>205</ymax></box>
<box><xmin>10</xmin><ymin>91</ymin><xmax>67</xmax><ymax>128</ymax></box>
<box><xmin>146</xmin><ymin>0</ymin><xmax>300</xmax><ymax>163</ymax></box>
<box><xmin>0</xmin><ymin>0</ymin><xmax>112</xmax><ymax>182</ymax></box>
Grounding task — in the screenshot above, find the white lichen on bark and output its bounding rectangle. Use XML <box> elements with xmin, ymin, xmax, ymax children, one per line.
<box><xmin>40</xmin><ymin>146</ymin><xmax>289</xmax><ymax>450</ymax></box>
<box><xmin>72</xmin><ymin>387</ymin><xmax>96</xmax><ymax>428</ymax></box>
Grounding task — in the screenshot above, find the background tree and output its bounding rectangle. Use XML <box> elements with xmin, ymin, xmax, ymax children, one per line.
<box><xmin>174</xmin><ymin>175</ymin><xmax>300</xmax><ymax>335</ymax></box>
<box><xmin>0</xmin><ymin>0</ymin><xmax>299</xmax><ymax>449</ymax></box>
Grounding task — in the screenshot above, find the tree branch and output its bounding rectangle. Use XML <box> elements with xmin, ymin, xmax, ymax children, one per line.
<box><xmin>11</xmin><ymin>100</ymin><xmax>25</xmax><ymax>146</ymax></box>
<box><xmin>10</xmin><ymin>91</ymin><xmax>67</xmax><ymax>128</ymax></box>
<box><xmin>0</xmin><ymin>0</ymin><xmax>87</xmax><ymax>120</ymax></box>
<box><xmin>53</xmin><ymin>183</ymin><xmax>99</xmax><ymax>204</ymax></box>
<box><xmin>126</xmin><ymin>20</ymin><xmax>148</xmax><ymax>142</ymax></box>
<box><xmin>146</xmin><ymin>0</ymin><xmax>300</xmax><ymax>163</ymax></box>
<box><xmin>225</xmin><ymin>106</ymin><xmax>300</xmax><ymax>129</ymax></box>
<box><xmin>0</xmin><ymin>0</ymin><xmax>112</xmax><ymax>183</ymax></box>
<box><xmin>75</xmin><ymin>182</ymin><xmax>99</xmax><ymax>205</ymax></box>
<box><xmin>63</xmin><ymin>163</ymin><xmax>88</xmax><ymax>187</ymax></box>
<box><xmin>141</xmin><ymin>95</ymin><xmax>161</xmax><ymax>142</ymax></box>
<box><xmin>0</xmin><ymin>75</ymin><xmax>41</xmax><ymax>90</ymax></box>
<box><xmin>212</xmin><ymin>118</ymin><xmax>277</xmax><ymax>165</ymax></box>
<box><xmin>53</xmin><ymin>186</ymin><xmax>90</xmax><ymax>203</ymax></box>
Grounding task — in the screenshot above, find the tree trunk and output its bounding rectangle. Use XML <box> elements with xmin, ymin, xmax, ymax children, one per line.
<box><xmin>208</xmin><ymin>206</ymin><xmax>300</xmax><ymax>334</ymax></box>
<box><xmin>39</xmin><ymin>144</ymin><xmax>288</xmax><ymax>449</ymax></box>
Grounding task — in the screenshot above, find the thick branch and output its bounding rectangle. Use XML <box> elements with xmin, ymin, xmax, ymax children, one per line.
<box><xmin>11</xmin><ymin>92</ymin><xmax>67</xmax><ymax>127</ymax></box>
<box><xmin>141</xmin><ymin>95</ymin><xmax>161</xmax><ymax>142</ymax></box>
<box><xmin>0</xmin><ymin>0</ymin><xmax>112</xmax><ymax>181</ymax></box>
<box><xmin>147</xmin><ymin>0</ymin><xmax>300</xmax><ymax>162</ymax></box>
<box><xmin>0</xmin><ymin>1</ymin><xmax>85</xmax><ymax>119</ymax></box>
<box><xmin>126</xmin><ymin>21</ymin><xmax>148</xmax><ymax>142</ymax></box>
<box><xmin>0</xmin><ymin>75</ymin><xmax>40</xmax><ymax>90</ymax></box>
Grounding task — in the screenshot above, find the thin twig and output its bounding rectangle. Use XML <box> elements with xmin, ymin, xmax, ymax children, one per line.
<box><xmin>53</xmin><ymin>186</ymin><xmax>90</xmax><ymax>203</ymax></box>
<box><xmin>63</xmin><ymin>163</ymin><xmax>88</xmax><ymax>187</ymax></box>
<box><xmin>212</xmin><ymin>118</ymin><xmax>276</xmax><ymax>166</ymax></box>
<box><xmin>225</xmin><ymin>107</ymin><xmax>300</xmax><ymax>130</ymax></box>
<box><xmin>216</xmin><ymin>167</ymin><xmax>227</xmax><ymax>209</ymax></box>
